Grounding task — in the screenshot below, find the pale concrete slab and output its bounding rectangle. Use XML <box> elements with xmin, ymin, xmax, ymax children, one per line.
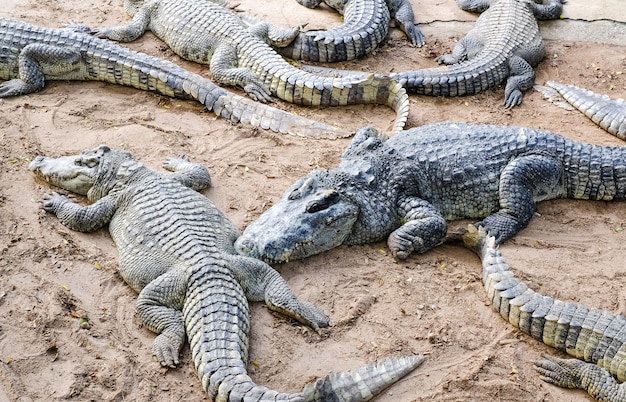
<box><xmin>414</xmin><ymin>0</ymin><xmax>626</xmax><ymax>23</ymax></box>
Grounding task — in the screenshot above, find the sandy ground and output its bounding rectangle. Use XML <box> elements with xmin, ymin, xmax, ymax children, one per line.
<box><xmin>1</xmin><ymin>0</ymin><xmax>626</xmax><ymax>401</ymax></box>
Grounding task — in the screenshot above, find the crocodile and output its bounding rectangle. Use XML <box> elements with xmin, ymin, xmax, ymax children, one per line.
<box><xmin>463</xmin><ymin>226</ymin><xmax>626</xmax><ymax>402</ymax></box>
<box><xmin>0</xmin><ymin>18</ymin><xmax>350</xmax><ymax>139</ymax></box>
<box><xmin>235</xmin><ymin>121</ymin><xmax>626</xmax><ymax>262</ymax></box>
<box><xmin>274</xmin><ymin>0</ymin><xmax>425</xmax><ymax>62</ymax></box>
<box><xmin>308</xmin><ymin>0</ymin><xmax>565</xmax><ymax>108</ymax></box>
<box><xmin>29</xmin><ymin>145</ymin><xmax>425</xmax><ymax>401</ymax></box>
<box><xmin>536</xmin><ymin>81</ymin><xmax>626</xmax><ymax>139</ymax></box>
<box><xmin>93</xmin><ymin>0</ymin><xmax>409</xmax><ymax>135</ymax></box>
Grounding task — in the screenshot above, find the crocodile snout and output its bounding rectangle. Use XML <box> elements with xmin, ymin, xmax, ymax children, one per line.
<box><xmin>28</xmin><ymin>156</ymin><xmax>46</xmax><ymax>171</ymax></box>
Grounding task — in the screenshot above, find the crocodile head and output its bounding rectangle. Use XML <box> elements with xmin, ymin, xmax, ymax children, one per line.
<box><xmin>29</xmin><ymin>145</ymin><xmax>134</xmax><ymax>201</ymax></box>
<box><xmin>236</xmin><ymin>126</ymin><xmax>407</xmax><ymax>262</ymax></box>
<box><xmin>234</xmin><ymin>169</ymin><xmax>361</xmax><ymax>262</ymax></box>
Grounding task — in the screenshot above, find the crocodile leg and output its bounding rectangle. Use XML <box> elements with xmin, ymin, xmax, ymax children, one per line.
<box><xmin>41</xmin><ymin>193</ymin><xmax>116</xmax><ymax>232</ymax></box>
<box><xmin>435</xmin><ymin>35</ymin><xmax>485</xmax><ymax>65</ymax></box>
<box><xmin>530</xmin><ymin>0</ymin><xmax>566</xmax><ymax>20</ymax></box>
<box><xmin>387</xmin><ymin>0</ymin><xmax>425</xmax><ymax>46</ymax></box>
<box><xmin>210</xmin><ymin>43</ymin><xmax>273</xmax><ymax>102</ymax></box>
<box><xmin>0</xmin><ymin>44</ymin><xmax>81</xmax><ymax>97</ymax></box>
<box><xmin>226</xmin><ymin>254</ymin><xmax>330</xmax><ymax>331</ymax></box>
<box><xmin>92</xmin><ymin>5</ymin><xmax>153</xmax><ymax>42</ymax></box>
<box><xmin>136</xmin><ymin>270</ymin><xmax>187</xmax><ymax>367</ymax></box>
<box><xmin>504</xmin><ymin>55</ymin><xmax>537</xmax><ymax>108</ymax></box>
<box><xmin>476</xmin><ymin>154</ymin><xmax>564</xmax><ymax>243</ymax></box>
<box><xmin>535</xmin><ymin>356</ymin><xmax>626</xmax><ymax>402</ymax></box>
<box><xmin>387</xmin><ymin>197</ymin><xmax>447</xmax><ymax>260</ymax></box>
<box><xmin>162</xmin><ymin>156</ymin><xmax>212</xmax><ymax>191</ymax></box>
<box><xmin>247</xmin><ymin>21</ymin><xmax>300</xmax><ymax>48</ymax></box>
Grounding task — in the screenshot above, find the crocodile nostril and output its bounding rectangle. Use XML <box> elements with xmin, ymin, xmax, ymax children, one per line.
<box><xmin>235</xmin><ymin>238</ymin><xmax>257</xmax><ymax>256</ymax></box>
<box><xmin>28</xmin><ymin>156</ymin><xmax>45</xmax><ymax>170</ymax></box>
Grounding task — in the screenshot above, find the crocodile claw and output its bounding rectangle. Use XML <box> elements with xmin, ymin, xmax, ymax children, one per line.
<box><xmin>42</xmin><ymin>192</ymin><xmax>69</xmax><ymax>214</ymax></box>
<box><xmin>152</xmin><ymin>331</ymin><xmax>184</xmax><ymax>368</ymax></box>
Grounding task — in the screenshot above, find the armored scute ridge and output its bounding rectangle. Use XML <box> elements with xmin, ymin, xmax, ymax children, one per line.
<box><xmin>463</xmin><ymin>226</ymin><xmax>626</xmax><ymax>402</ymax></box>
<box><xmin>236</xmin><ymin>122</ymin><xmax>626</xmax><ymax>262</ymax></box>
<box><xmin>545</xmin><ymin>81</ymin><xmax>626</xmax><ymax>139</ymax></box>
<box><xmin>94</xmin><ymin>0</ymin><xmax>410</xmax><ymax>135</ymax></box>
<box><xmin>0</xmin><ymin>18</ymin><xmax>350</xmax><ymax>138</ymax></box>
<box><xmin>29</xmin><ymin>146</ymin><xmax>424</xmax><ymax>401</ymax></box>
<box><xmin>276</xmin><ymin>0</ymin><xmax>424</xmax><ymax>62</ymax></box>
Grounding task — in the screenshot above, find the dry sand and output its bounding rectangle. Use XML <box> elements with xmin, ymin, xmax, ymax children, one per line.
<box><xmin>1</xmin><ymin>0</ymin><xmax>625</xmax><ymax>401</ymax></box>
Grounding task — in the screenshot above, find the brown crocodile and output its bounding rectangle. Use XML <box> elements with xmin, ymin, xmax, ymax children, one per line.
<box><xmin>0</xmin><ymin>18</ymin><xmax>350</xmax><ymax>139</ymax></box>
<box><xmin>93</xmin><ymin>0</ymin><xmax>409</xmax><ymax>135</ymax></box>
<box><xmin>464</xmin><ymin>226</ymin><xmax>626</xmax><ymax>402</ymax></box>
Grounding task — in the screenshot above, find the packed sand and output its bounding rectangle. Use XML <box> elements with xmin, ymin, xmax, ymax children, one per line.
<box><xmin>1</xmin><ymin>0</ymin><xmax>625</xmax><ymax>401</ymax></box>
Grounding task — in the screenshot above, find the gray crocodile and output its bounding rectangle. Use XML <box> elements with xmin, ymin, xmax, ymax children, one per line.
<box><xmin>29</xmin><ymin>146</ymin><xmax>424</xmax><ymax>401</ymax></box>
<box><xmin>392</xmin><ymin>0</ymin><xmax>565</xmax><ymax>108</ymax></box>
<box><xmin>463</xmin><ymin>226</ymin><xmax>626</xmax><ymax>402</ymax></box>
<box><xmin>537</xmin><ymin>81</ymin><xmax>626</xmax><ymax>139</ymax></box>
<box><xmin>93</xmin><ymin>0</ymin><xmax>409</xmax><ymax>135</ymax></box>
<box><xmin>0</xmin><ymin>18</ymin><xmax>350</xmax><ymax>139</ymax></box>
<box><xmin>235</xmin><ymin>121</ymin><xmax>626</xmax><ymax>262</ymax></box>
<box><xmin>309</xmin><ymin>0</ymin><xmax>565</xmax><ymax>108</ymax></box>
<box><xmin>275</xmin><ymin>0</ymin><xmax>424</xmax><ymax>62</ymax></box>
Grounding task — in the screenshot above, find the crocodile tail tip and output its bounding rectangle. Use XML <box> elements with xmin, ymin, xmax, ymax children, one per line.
<box><xmin>302</xmin><ymin>354</ymin><xmax>425</xmax><ymax>402</ymax></box>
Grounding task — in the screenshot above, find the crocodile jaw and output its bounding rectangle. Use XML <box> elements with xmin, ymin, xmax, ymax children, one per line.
<box><xmin>29</xmin><ymin>154</ymin><xmax>96</xmax><ymax>195</ymax></box>
<box><xmin>235</xmin><ymin>177</ymin><xmax>359</xmax><ymax>262</ymax></box>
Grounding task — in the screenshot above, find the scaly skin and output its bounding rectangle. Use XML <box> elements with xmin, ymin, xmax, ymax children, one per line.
<box><xmin>0</xmin><ymin>18</ymin><xmax>349</xmax><ymax>138</ymax></box>
<box><xmin>276</xmin><ymin>0</ymin><xmax>424</xmax><ymax>62</ymax></box>
<box><xmin>93</xmin><ymin>0</ymin><xmax>409</xmax><ymax>135</ymax></box>
<box><xmin>463</xmin><ymin>226</ymin><xmax>626</xmax><ymax>402</ymax></box>
<box><xmin>391</xmin><ymin>0</ymin><xmax>566</xmax><ymax>108</ymax></box>
<box><xmin>311</xmin><ymin>0</ymin><xmax>565</xmax><ymax>108</ymax></box>
<box><xmin>29</xmin><ymin>146</ymin><xmax>424</xmax><ymax>402</ymax></box>
<box><xmin>235</xmin><ymin>122</ymin><xmax>626</xmax><ymax>262</ymax></box>
<box><xmin>545</xmin><ymin>81</ymin><xmax>626</xmax><ymax>139</ymax></box>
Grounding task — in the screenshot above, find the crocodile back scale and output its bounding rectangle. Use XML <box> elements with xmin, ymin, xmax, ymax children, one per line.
<box><xmin>29</xmin><ymin>146</ymin><xmax>424</xmax><ymax>401</ymax></box>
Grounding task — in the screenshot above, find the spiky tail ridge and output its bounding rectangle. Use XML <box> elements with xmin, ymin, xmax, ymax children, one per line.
<box><xmin>546</xmin><ymin>81</ymin><xmax>626</xmax><ymax>139</ymax></box>
<box><xmin>463</xmin><ymin>226</ymin><xmax>626</xmax><ymax>401</ymax></box>
<box><xmin>184</xmin><ymin>264</ymin><xmax>423</xmax><ymax>401</ymax></box>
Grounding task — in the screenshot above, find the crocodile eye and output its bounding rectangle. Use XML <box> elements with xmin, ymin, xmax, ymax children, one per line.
<box><xmin>305</xmin><ymin>190</ymin><xmax>340</xmax><ymax>213</ymax></box>
<box><xmin>306</xmin><ymin>201</ymin><xmax>327</xmax><ymax>213</ymax></box>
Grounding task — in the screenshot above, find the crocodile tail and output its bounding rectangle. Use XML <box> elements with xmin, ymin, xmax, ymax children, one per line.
<box><xmin>546</xmin><ymin>81</ymin><xmax>626</xmax><ymax>140</ymax></box>
<box><xmin>185</xmin><ymin>264</ymin><xmax>422</xmax><ymax>401</ymax></box>
<box><xmin>302</xmin><ymin>355</ymin><xmax>425</xmax><ymax>401</ymax></box>
<box><xmin>463</xmin><ymin>226</ymin><xmax>626</xmax><ymax>381</ymax></box>
<box><xmin>345</xmin><ymin>74</ymin><xmax>409</xmax><ymax>137</ymax></box>
<box><xmin>392</xmin><ymin>57</ymin><xmax>510</xmax><ymax>98</ymax></box>
<box><xmin>275</xmin><ymin>0</ymin><xmax>391</xmax><ymax>63</ymax></box>
<box><xmin>161</xmin><ymin>70</ymin><xmax>350</xmax><ymax>138</ymax></box>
